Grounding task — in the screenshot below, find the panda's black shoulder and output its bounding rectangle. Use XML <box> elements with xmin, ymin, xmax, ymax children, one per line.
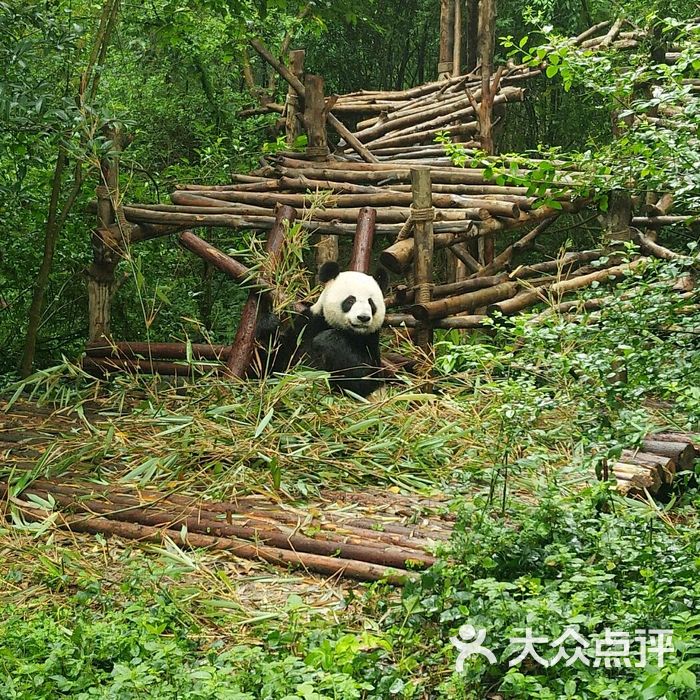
<box><xmin>305</xmin><ymin>308</ymin><xmax>331</xmax><ymax>337</ymax></box>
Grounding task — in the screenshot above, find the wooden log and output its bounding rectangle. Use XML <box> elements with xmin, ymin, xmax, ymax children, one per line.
<box><xmin>357</xmin><ymin>87</ymin><xmax>523</xmax><ymax>144</ymax></box>
<box><xmin>270</xmin><ymin>163</ymin><xmax>559</xmax><ymax>187</ymax></box>
<box><xmin>411</xmin><ymin>281</ymin><xmax>518</xmax><ymax>321</ymax></box>
<box><xmin>509</xmin><ymin>250</ymin><xmax>605</xmax><ymax>278</ymax></box>
<box><xmin>612</xmin><ymin>462</ymin><xmax>662</xmax><ymax>494</ymax></box>
<box><xmin>305</xmin><ymin>74</ymin><xmax>338</xmax><ymax>274</ymax></box>
<box><xmin>380</xmin><ymin>183</ymin><xmax>534</xmax><ymax>195</ymax></box>
<box><xmin>285</xmin><ymin>49</ymin><xmax>305</xmax><ymax>146</ymax></box>
<box><xmin>645</xmin><ymin>193</ymin><xmax>674</xmax><ymax>217</ymax></box>
<box><xmin>122</xmin><ymin>205</ymin><xmax>485</xmax><ymax>238</ymax></box>
<box><xmin>634</xmin><ymin>231</ymin><xmax>684</xmax><ymax>261</ymax></box>
<box><xmin>362</xmin><ymin>121</ymin><xmax>481</xmax><ymax>151</ymax></box>
<box><xmin>411</xmin><ymin>168</ymin><xmax>434</xmax><ymax>348</ymax></box>
<box><xmin>365</xmin><ymin>88</ymin><xmax>523</xmax><ymax>147</ymax></box>
<box><xmin>177</xmin><ymin>231</ymin><xmax>260</xmax><ymax>286</ymax></box>
<box><xmin>574</xmin><ymin>20</ymin><xmax>612</xmax><ymax>44</ymax></box>
<box><xmin>600</xmin><ymin>17</ymin><xmax>624</xmax><ymax>48</ymax></box>
<box><xmin>305</xmin><ymin>73</ymin><xmax>330</xmax><ymax>160</ymax></box>
<box><xmin>632</xmin><ymin>216</ymin><xmax>698</xmax><ymax>228</ymax></box>
<box><xmin>83</xmin><ymin>357</ymin><xmax>220</xmax><ymax>376</ymax></box>
<box><xmin>448</xmin><ymin>242</ymin><xmax>482</xmax><ymax>273</ymax></box>
<box><xmin>171</xmin><ymin>188</ymin><xmax>520</xmax><ymax>218</ymax></box>
<box><xmin>380</xmin><ymin>227</ymin><xmax>479</xmax><ymax>273</ymax></box>
<box><xmin>248</xmin><ymin>38</ymin><xmax>378</xmax><ymax>163</ymax></box>
<box><xmin>86</xmin><ymin>341</ymin><xmax>229</xmax><ymax>361</ymax></box>
<box><xmin>384</xmin><ymin>314</ymin><xmax>487</xmax><ymax>329</ymax></box>
<box><xmin>349</xmin><ymin>207</ymin><xmax>377</xmax><ymax>272</ymax></box>
<box><xmin>380</xmin><ymin>203</ymin><xmax>580</xmax><ymax>274</ymax></box>
<box><xmin>25</xmin><ymin>487</ymin><xmax>434</xmax><ymax>570</ymax></box>
<box><xmin>475</xmin><ymin>215</ymin><xmax>558</xmax><ymax>277</ymax></box>
<box><xmin>176</xmin><ymin>178</ymin><xmax>279</xmax><ymax>191</ymax></box>
<box><xmin>639</xmin><ymin>439</ymin><xmax>696</xmax><ymax>471</ymax></box>
<box><xmin>385</xmin><ymin>274</ymin><xmax>508</xmax><ymax>306</ymax></box>
<box><xmin>620</xmin><ymin>449</ymin><xmax>676</xmax><ymax>484</ymax></box>
<box><xmin>227</xmin><ymin>205</ymin><xmax>297</xmax><ymax>378</ymax></box>
<box><xmin>490</xmin><ymin>257</ymin><xmax>647</xmax><ymax>315</ymax></box>
<box><xmin>133</xmin><ymin>201</ymin><xmax>489</xmax><ymax>225</ymax></box>
<box><xmin>5</xmin><ymin>498</ymin><xmax>411</xmax><ymax>584</ymax></box>
<box><xmin>612</xmin><ymin>462</ymin><xmax>661</xmax><ymax>493</ymax></box>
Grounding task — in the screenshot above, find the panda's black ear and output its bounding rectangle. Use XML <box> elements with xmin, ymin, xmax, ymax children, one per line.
<box><xmin>318</xmin><ymin>261</ymin><xmax>340</xmax><ymax>283</ymax></box>
<box><xmin>374</xmin><ymin>267</ymin><xmax>389</xmax><ymax>294</ymax></box>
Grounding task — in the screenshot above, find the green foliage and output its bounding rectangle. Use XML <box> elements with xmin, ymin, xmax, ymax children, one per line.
<box><xmin>500</xmin><ymin>17</ymin><xmax>700</xmax><ymax>209</ymax></box>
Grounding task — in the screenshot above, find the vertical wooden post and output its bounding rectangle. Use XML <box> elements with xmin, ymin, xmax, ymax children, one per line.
<box><xmin>227</xmin><ymin>205</ymin><xmax>297</xmax><ymax>378</ymax></box>
<box><xmin>452</xmin><ymin>0</ymin><xmax>462</xmax><ymax>77</ymax></box>
<box><xmin>285</xmin><ymin>50</ymin><xmax>305</xmax><ymax>147</ymax></box>
<box><xmin>88</xmin><ymin>125</ymin><xmax>124</xmax><ymax>342</ymax></box>
<box><xmin>476</xmin><ymin>0</ymin><xmax>497</xmax><ymax>266</ymax></box>
<box><xmin>442</xmin><ymin>0</ymin><xmax>467</xmax><ymax>283</ymax></box>
<box><xmin>438</xmin><ymin>0</ymin><xmax>455</xmax><ymax>79</ymax></box>
<box><xmin>349</xmin><ymin>207</ymin><xmax>377</xmax><ymax>273</ymax></box>
<box><xmin>603</xmin><ymin>190</ymin><xmax>633</xmax><ymax>246</ymax></box>
<box><xmin>411</xmin><ymin>168</ymin><xmax>434</xmax><ymax>349</ymax></box>
<box><xmin>305</xmin><ymin>73</ymin><xmax>338</xmax><ymax>275</ymax></box>
<box><xmin>465</xmin><ymin>0</ymin><xmax>479</xmax><ymax>72</ymax></box>
<box><xmin>304</xmin><ymin>74</ymin><xmax>329</xmax><ymax>160</ymax></box>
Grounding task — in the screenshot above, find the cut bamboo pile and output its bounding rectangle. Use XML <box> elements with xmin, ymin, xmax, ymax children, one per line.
<box><xmin>0</xmin><ymin>478</ymin><xmax>451</xmax><ymax>584</ymax></box>
<box><xmin>607</xmin><ymin>432</ymin><xmax>699</xmax><ymax>497</ymax></box>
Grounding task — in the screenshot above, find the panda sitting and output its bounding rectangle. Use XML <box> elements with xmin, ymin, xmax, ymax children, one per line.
<box><xmin>303</xmin><ymin>261</ymin><xmax>388</xmax><ymax>397</ymax></box>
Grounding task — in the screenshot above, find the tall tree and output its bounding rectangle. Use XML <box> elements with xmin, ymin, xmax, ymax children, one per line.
<box><xmin>20</xmin><ymin>0</ymin><xmax>121</xmax><ymax>376</ymax></box>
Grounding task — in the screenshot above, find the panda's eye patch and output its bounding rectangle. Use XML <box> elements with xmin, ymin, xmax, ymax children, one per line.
<box><xmin>368</xmin><ymin>298</ymin><xmax>377</xmax><ymax>315</ymax></box>
<box><xmin>341</xmin><ymin>296</ymin><xmax>356</xmax><ymax>313</ymax></box>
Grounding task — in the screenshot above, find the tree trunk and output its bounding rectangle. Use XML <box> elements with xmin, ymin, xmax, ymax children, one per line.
<box><xmin>284</xmin><ymin>50</ymin><xmax>305</xmax><ymax>147</ymax></box>
<box><xmin>438</xmin><ymin>0</ymin><xmax>455</xmax><ymax>79</ymax></box>
<box><xmin>20</xmin><ymin>149</ymin><xmax>69</xmax><ymax>376</ymax></box>
<box><xmin>411</xmin><ymin>167</ymin><xmax>434</xmax><ymax>347</ymax></box>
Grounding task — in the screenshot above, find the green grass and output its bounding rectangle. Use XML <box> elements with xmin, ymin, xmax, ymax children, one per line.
<box><xmin>1</xmin><ymin>254</ymin><xmax>699</xmax><ymax>698</ymax></box>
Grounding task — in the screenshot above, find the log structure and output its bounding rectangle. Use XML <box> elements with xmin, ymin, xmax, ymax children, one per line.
<box><xmin>80</xmin><ymin>20</ymin><xmax>698</xmax><ymax>382</ymax></box>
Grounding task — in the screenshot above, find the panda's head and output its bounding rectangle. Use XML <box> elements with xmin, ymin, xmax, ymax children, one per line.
<box><xmin>310</xmin><ymin>262</ymin><xmax>388</xmax><ymax>335</ymax></box>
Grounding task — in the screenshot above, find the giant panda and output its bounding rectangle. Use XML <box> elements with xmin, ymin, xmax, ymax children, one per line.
<box><xmin>305</xmin><ymin>261</ymin><xmax>388</xmax><ymax>397</ymax></box>
<box><xmin>258</xmin><ymin>261</ymin><xmax>388</xmax><ymax>397</ymax></box>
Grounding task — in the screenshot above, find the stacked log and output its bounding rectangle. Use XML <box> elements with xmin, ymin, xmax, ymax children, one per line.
<box><xmin>609</xmin><ymin>432</ymin><xmax>699</xmax><ymax>497</ymax></box>
<box><xmin>101</xmin><ymin>154</ymin><xmax>579</xmax><ymax>241</ymax></box>
<box><xmin>0</xmin><ymin>479</ymin><xmax>450</xmax><ymax>583</ymax></box>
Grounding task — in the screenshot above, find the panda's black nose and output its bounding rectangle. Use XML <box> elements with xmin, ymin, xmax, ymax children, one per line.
<box><xmin>357</xmin><ymin>314</ymin><xmax>371</xmax><ymax>323</ymax></box>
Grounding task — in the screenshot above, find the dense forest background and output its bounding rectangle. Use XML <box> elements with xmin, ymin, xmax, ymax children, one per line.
<box><xmin>1</xmin><ymin>0</ymin><xmax>698</xmax><ymax>377</ymax></box>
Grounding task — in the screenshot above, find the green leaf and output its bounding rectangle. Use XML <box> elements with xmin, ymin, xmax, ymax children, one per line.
<box><xmin>254</xmin><ymin>407</ymin><xmax>274</xmax><ymax>437</ymax></box>
<box><xmin>546</xmin><ymin>64</ymin><xmax>559</xmax><ymax>78</ymax></box>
